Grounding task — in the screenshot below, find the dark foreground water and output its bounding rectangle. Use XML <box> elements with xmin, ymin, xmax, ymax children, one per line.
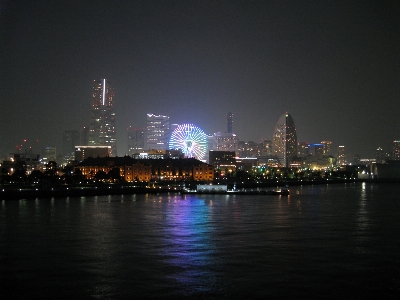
<box><xmin>1</xmin><ymin>183</ymin><xmax>400</xmax><ymax>299</ymax></box>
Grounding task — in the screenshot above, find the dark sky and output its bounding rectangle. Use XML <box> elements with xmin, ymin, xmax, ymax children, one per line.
<box><xmin>1</xmin><ymin>0</ymin><xmax>399</xmax><ymax>159</ymax></box>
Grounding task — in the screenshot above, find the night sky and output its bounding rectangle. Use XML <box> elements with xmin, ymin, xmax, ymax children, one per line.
<box><xmin>1</xmin><ymin>0</ymin><xmax>399</xmax><ymax>159</ymax></box>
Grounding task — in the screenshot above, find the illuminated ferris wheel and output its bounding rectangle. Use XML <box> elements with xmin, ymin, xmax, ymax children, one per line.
<box><xmin>169</xmin><ymin>124</ymin><xmax>208</xmax><ymax>160</ymax></box>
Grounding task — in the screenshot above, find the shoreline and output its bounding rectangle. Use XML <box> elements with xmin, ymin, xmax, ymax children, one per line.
<box><xmin>1</xmin><ymin>178</ymin><xmax>399</xmax><ymax>200</ymax></box>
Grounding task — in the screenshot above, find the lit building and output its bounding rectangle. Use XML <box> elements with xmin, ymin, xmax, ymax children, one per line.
<box><xmin>146</xmin><ymin>114</ymin><xmax>170</xmax><ymax>150</ymax></box>
<box><xmin>88</xmin><ymin>79</ymin><xmax>116</xmax><ymax>156</ymax></box>
<box><xmin>337</xmin><ymin>145</ymin><xmax>346</xmax><ymax>165</ymax></box>
<box><xmin>308</xmin><ymin>144</ymin><xmax>324</xmax><ymax>156</ymax></box>
<box><xmin>272</xmin><ymin>113</ymin><xmax>298</xmax><ymax>168</ymax></box>
<box><xmin>321</xmin><ymin>141</ymin><xmax>332</xmax><ymax>156</ymax></box>
<box><xmin>259</xmin><ymin>139</ymin><xmax>273</xmax><ymax>156</ymax></box>
<box><xmin>63</xmin><ymin>130</ymin><xmax>80</xmax><ymax>162</ymax></box>
<box><xmin>74</xmin><ymin>146</ymin><xmax>111</xmax><ymax>162</ymax></box>
<box><xmin>43</xmin><ymin>146</ymin><xmax>57</xmax><ymax>163</ymax></box>
<box><xmin>298</xmin><ymin>142</ymin><xmax>309</xmax><ymax>157</ymax></box>
<box><xmin>210</xmin><ymin>132</ymin><xmax>239</xmax><ymax>152</ymax></box>
<box><xmin>376</xmin><ymin>147</ymin><xmax>384</xmax><ymax>164</ymax></box>
<box><xmin>127</xmin><ymin>127</ymin><xmax>145</xmax><ymax>155</ymax></box>
<box><xmin>393</xmin><ymin>140</ymin><xmax>400</xmax><ymax>160</ymax></box>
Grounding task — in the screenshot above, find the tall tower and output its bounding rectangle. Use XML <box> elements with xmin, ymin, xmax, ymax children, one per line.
<box><xmin>227</xmin><ymin>112</ymin><xmax>233</xmax><ymax>134</ymax></box>
<box><xmin>375</xmin><ymin>147</ymin><xmax>384</xmax><ymax>163</ymax></box>
<box><xmin>337</xmin><ymin>145</ymin><xmax>346</xmax><ymax>165</ymax></box>
<box><xmin>393</xmin><ymin>140</ymin><xmax>400</xmax><ymax>160</ymax></box>
<box><xmin>321</xmin><ymin>141</ymin><xmax>332</xmax><ymax>156</ymax></box>
<box><xmin>63</xmin><ymin>130</ymin><xmax>80</xmax><ymax>161</ymax></box>
<box><xmin>272</xmin><ymin>112</ymin><xmax>297</xmax><ymax>168</ymax></box>
<box><xmin>88</xmin><ymin>79</ymin><xmax>116</xmax><ymax>156</ymax></box>
<box><xmin>127</xmin><ymin>127</ymin><xmax>145</xmax><ymax>155</ymax></box>
<box><xmin>146</xmin><ymin>114</ymin><xmax>170</xmax><ymax>150</ymax></box>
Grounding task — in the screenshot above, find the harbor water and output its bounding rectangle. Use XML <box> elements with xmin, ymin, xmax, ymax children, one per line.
<box><xmin>1</xmin><ymin>182</ymin><xmax>399</xmax><ymax>299</ymax></box>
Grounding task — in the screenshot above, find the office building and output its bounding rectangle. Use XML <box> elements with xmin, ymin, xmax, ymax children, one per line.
<box><xmin>337</xmin><ymin>145</ymin><xmax>346</xmax><ymax>165</ymax></box>
<box><xmin>272</xmin><ymin>112</ymin><xmax>298</xmax><ymax>168</ymax></box>
<box><xmin>63</xmin><ymin>130</ymin><xmax>80</xmax><ymax>162</ymax></box>
<box><xmin>127</xmin><ymin>127</ymin><xmax>145</xmax><ymax>155</ymax></box>
<box><xmin>393</xmin><ymin>140</ymin><xmax>400</xmax><ymax>160</ymax></box>
<box><xmin>376</xmin><ymin>147</ymin><xmax>384</xmax><ymax>164</ymax></box>
<box><xmin>88</xmin><ymin>79</ymin><xmax>116</xmax><ymax>156</ymax></box>
<box><xmin>321</xmin><ymin>141</ymin><xmax>332</xmax><ymax>156</ymax></box>
<box><xmin>146</xmin><ymin>114</ymin><xmax>170</xmax><ymax>150</ymax></box>
<box><xmin>74</xmin><ymin>146</ymin><xmax>111</xmax><ymax>162</ymax></box>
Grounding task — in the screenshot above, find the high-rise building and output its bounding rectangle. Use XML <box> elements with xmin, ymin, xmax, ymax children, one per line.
<box><xmin>146</xmin><ymin>114</ymin><xmax>170</xmax><ymax>150</ymax></box>
<box><xmin>321</xmin><ymin>141</ymin><xmax>332</xmax><ymax>156</ymax></box>
<box><xmin>210</xmin><ymin>132</ymin><xmax>238</xmax><ymax>152</ymax></box>
<box><xmin>393</xmin><ymin>140</ymin><xmax>400</xmax><ymax>160</ymax></box>
<box><xmin>272</xmin><ymin>112</ymin><xmax>298</xmax><ymax>168</ymax></box>
<box><xmin>88</xmin><ymin>79</ymin><xmax>116</xmax><ymax>156</ymax></box>
<box><xmin>297</xmin><ymin>142</ymin><xmax>309</xmax><ymax>157</ymax></box>
<box><xmin>376</xmin><ymin>147</ymin><xmax>384</xmax><ymax>164</ymax></box>
<box><xmin>80</xmin><ymin>126</ymin><xmax>89</xmax><ymax>146</ymax></box>
<box><xmin>63</xmin><ymin>130</ymin><xmax>80</xmax><ymax>162</ymax></box>
<box><xmin>308</xmin><ymin>144</ymin><xmax>324</xmax><ymax>156</ymax></box>
<box><xmin>127</xmin><ymin>127</ymin><xmax>145</xmax><ymax>155</ymax></box>
<box><xmin>227</xmin><ymin>112</ymin><xmax>233</xmax><ymax>134</ymax></box>
<box><xmin>337</xmin><ymin>145</ymin><xmax>346</xmax><ymax>165</ymax></box>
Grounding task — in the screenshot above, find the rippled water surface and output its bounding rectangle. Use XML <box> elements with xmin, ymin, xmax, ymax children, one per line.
<box><xmin>1</xmin><ymin>183</ymin><xmax>400</xmax><ymax>299</ymax></box>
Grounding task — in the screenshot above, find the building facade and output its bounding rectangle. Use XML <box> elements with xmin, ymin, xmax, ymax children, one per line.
<box><xmin>63</xmin><ymin>130</ymin><xmax>80</xmax><ymax>162</ymax></box>
<box><xmin>146</xmin><ymin>114</ymin><xmax>170</xmax><ymax>150</ymax></box>
<box><xmin>272</xmin><ymin>113</ymin><xmax>298</xmax><ymax>168</ymax></box>
<box><xmin>127</xmin><ymin>127</ymin><xmax>145</xmax><ymax>155</ymax></box>
<box><xmin>88</xmin><ymin>79</ymin><xmax>116</xmax><ymax>156</ymax></box>
<box><xmin>337</xmin><ymin>145</ymin><xmax>346</xmax><ymax>165</ymax></box>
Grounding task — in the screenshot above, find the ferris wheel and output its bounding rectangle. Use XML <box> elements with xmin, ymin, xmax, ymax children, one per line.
<box><xmin>169</xmin><ymin>124</ymin><xmax>208</xmax><ymax>160</ymax></box>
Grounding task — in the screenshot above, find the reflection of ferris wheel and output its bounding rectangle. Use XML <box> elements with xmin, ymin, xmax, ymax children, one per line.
<box><xmin>169</xmin><ymin>124</ymin><xmax>208</xmax><ymax>160</ymax></box>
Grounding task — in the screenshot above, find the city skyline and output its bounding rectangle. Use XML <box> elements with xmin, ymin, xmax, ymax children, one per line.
<box><xmin>1</xmin><ymin>1</ymin><xmax>399</xmax><ymax>159</ymax></box>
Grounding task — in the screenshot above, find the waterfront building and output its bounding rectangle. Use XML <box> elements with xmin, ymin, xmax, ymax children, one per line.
<box><xmin>146</xmin><ymin>114</ymin><xmax>170</xmax><ymax>150</ymax></box>
<box><xmin>337</xmin><ymin>145</ymin><xmax>346</xmax><ymax>165</ymax></box>
<box><xmin>88</xmin><ymin>79</ymin><xmax>116</xmax><ymax>156</ymax></box>
<box><xmin>76</xmin><ymin>156</ymin><xmax>213</xmax><ymax>182</ymax></box>
<box><xmin>209</xmin><ymin>151</ymin><xmax>236</xmax><ymax>176</ymax></box>
<box><xmin>272</xmin><ymin>113</ymin><xmax>298</xmax><ymax>168</ymax></box>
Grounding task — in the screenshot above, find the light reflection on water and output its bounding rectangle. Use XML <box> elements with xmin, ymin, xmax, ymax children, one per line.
<box><xmin>1</xmin><ymin>183</ymin><xmax>400</xmax><ymax>299</ymax></box>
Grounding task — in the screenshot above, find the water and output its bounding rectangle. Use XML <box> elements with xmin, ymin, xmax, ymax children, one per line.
<box><xmin>1</xmin><ymin>183</ymin><xmax>399</xmax><ymax>299</ymax></box>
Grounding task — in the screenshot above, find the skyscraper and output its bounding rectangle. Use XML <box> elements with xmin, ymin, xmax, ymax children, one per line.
<box><xmin>227</xmin><ymin>112</ymin><xmax>233</xmax><ymax>134</ymax></box>
<box><xmin>127</xmin><ymin>127</ymin><xmax>145</xmax><ymax>155</ymax></box>
<box><xmin>375</xmin><ymin>147</ymin><xmax>384</xmax><ymax>163</ymax></box>
<box><xmin>321</xmin><ymin>141</ymin><xmax>332</xmax><ymax>156</ymax></box>
<box><xmin>146</xmin><ymin>114</ymin><xmax>170</xmax><ymax>150</ymax></box>
<box><xmin>337</xmin><ymin>145</ymin><xmax>346</xmax><ymax>165</ymax></box>
<box><xmin>393</xmin><ymin>140</ymin><xmax>400</xmax><ymax>160</ymax></box>
<box><xmin>88</xmin><ymin>79</ymin><xmax>116</xmax><ymax>156</ymax></box>
<box><xmin>272</xmin><ymin>112</ymin><xmax>297</xmax><ymax>168</ymax></box>
<box><xmin>63</xmin><ymin>130</ymin><xmax>80</xmax><ymax>162</ymax></box>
